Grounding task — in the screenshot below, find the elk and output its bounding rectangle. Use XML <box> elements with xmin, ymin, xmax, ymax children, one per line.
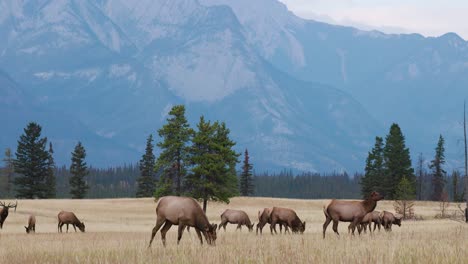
<box><xmin>256</xmin><ymin>207</ymin><xmax>289</xmax><ymax>235</ymax></box>
<box><xmin>348</xmin><ymin>211</ymin><xmax>382</xmax><ymax>234</ymax></box>
<box><xmin>269</xmin><ymin>207</ymin><xmax>306</xmax><ymax>234</ymax></box>
<box><xmin>148</xmin><ymin>196</ymin><xmax>217</xmax><ymax>247</ymax></box>
<box><xmin>25</xmin><ymin>214</ymin><xmax>36</xmax><ymax>233</ymax></box>
<box><xmin>57</xmin><ymin>211</ymin><xmax>85</xmax><ymax>233</ymax></box>
<box><xmin>323</xmin><ymin>191</ymin><xmax>384</xmax><ymax>238</ymax></box>
<box><xmin>380</xmin><ymin>211</ymin><xmax>403</xmax><ymax>231</ymax></box>
<box><xmin>218</xmin><ymin>209</ymin><xmax>254</xmax><ymax>232</ymax></box>
<box><xmin>0</xmin><ymin>200</ymin><xmax>17</xmax><ymax>229</ymax></box>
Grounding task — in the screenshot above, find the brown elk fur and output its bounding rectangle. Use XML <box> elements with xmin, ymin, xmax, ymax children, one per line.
<box><xmin>219</xmin><ymin>209</ymin><xmax>254</xmax><ymax>232</ymax></box>
<box><xmin>58</xmin><ymin>211</ymin><xmax>85</xmax><ymax>233</ymax></box>
<box><xmin>380</xmin><ymin>211</ymin><xmax>402</xmax><ymax>231</ymax></box>
<box><xmin>25</xmin><ymin>214</ymin><xmax>36</xmax><ymax>233</ymax></box>
<box><xmin>323</xmin><ymin>191</ymin><xmax>384</xmax><ymax>238</ymax></box>
<box><xmin>0</xmin><ymin>200</ymin><xmax>17</xmax><ymax>229</ymax></box>
<box><xmin>148</xmin><ymin>196</ymin><xmax>217</xmax><ymax>247</ymax></box>
<box><xmin>269</xmin><ymin>207</ymin><xmax>306</xmax><ymax>234</ymax></box>
<box><xmin>256</xmin><ymin>208</ymin><xmax>289</xmax><ymax>235</ymax></box>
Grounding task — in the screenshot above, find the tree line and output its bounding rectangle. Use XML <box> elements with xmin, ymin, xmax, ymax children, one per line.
<box><xmin>0</xmin><ymin>107</ymin><xmax>466</xmax><ymax>206</ymax></box>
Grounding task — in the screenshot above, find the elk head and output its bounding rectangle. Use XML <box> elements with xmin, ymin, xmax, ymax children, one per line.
<box><xmin>77</xmin><ymin>221</ymin><xmax>86</xmax><ymax>232</ymax></box>
<box><xmin>369</xmin><ymin>191</ymin><xmax>384</xmax><ymax>201</ymax></box>
<box><xmin>24</xmin><ymin>226</ymin><xmax>34</xmax><ymax>233</ymax></box>
<box><xmin>0</xmin><ymin>200</ymin><xmax>17</xmax><ymax>229</ymax></box>
<box><xmin>394</xmin><ymin>214</ymin><xmax>403</xmax><ymax>226</ymax></box>
<box><xmin>206</xmin><ymin>224</ymin><xmax>217</xmax><ymax>245</ymax></box>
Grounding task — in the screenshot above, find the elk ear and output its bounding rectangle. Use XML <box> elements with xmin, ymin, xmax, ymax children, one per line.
<box><xmin>212</xmin><ymin>224</ymin><xmax>217</xmax><ymax>230</ymax></box>
<box><xmin>24</xmin><ymin>226</ymin><xmax>27</xmax><ymax>230</ymax></box>
<box><xmin>303</xmin><ymin>221</ymin><xmax>306</xmax><ymax>227</ymax></box>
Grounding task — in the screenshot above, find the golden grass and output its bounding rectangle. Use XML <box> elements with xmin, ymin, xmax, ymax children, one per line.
<box><xmin>0</xmin><ymin>197</ymin><xmax>467</xmax><ymax>264</ymax></box>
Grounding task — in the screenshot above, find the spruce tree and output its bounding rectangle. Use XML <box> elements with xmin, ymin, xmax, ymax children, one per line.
<box><xmin>13</xmin><ymin>122</ymin><xmax>50</xmax><ymax>198</ymax></box>
<box><xmin>69</xmin><ymin>142</ymin><xmax>89</xmax><ymax>199</ymax></box>
<box><xmin>136</xmin><ymin>134</ymin><xmax>156</xmax><ymax>197</ymax></box>
<box><xmin>360</xmin><ymin>137</ymin><xmax>384</xmax><ymax>198</ymax></box>
<box><xmin>44</xmin><ymin>142</ymin><xmax>56</xmax><ymax>198</ymax></box>
<box><xmin>239</xmin><ymin>149</ymin><xmax>254</xmax><ymax>196</ymax></box>
<box><xmin>154</xmin><ymin>105</ymin><xmax>193</xmax><ymax>198</ymax></box>
<box><xmin>430</xmin><ymin>135</ymin><xmax>446</xmax><ymax>201</ymax></box>
<box><xmin>186</xmin><ymin>117</ymin><xmax>239</xmax><ymax>212</ymax></box>
<box><xmin>383</xmin><ymin>124</ymin><xmax>415</xmax><ymax>200</ymax></box>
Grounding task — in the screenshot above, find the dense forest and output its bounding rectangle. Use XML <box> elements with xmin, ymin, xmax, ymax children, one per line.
<box><xmin>0</xmin><ymin>165</ymin><xmax>464</xmax><ymax>201</ymax></box>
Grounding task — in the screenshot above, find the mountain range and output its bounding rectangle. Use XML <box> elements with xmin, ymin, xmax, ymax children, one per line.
<box><xmin>1</xmin><ymin>0</ymin><xmax>467</xmax><ymax>172</ymax></box>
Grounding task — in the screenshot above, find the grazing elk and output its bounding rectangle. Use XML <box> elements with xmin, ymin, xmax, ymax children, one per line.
<box><xmin>57</xmin><ymin>211</ymin><xmax>85</xmax><ymax>233</ymax></box>
<box><xmin>348</xmin><ymin>211</ymin><xmax>382</xmax><ymax>234</ymax></box>
<box><xmin>323</xmin><ymin>191</ymin><xmax>384</xmax><ymax>238</ymax></box>
<box><xmin>0</xmin><ymin>200</ymin><xmax>17</xmax><ymax>229</ymax></box>
<box><xmin>380</xmin><ymin>211</ymin><xmax>402</xmax><ymax>231</ymax></box>
<box><xmin>269</xmin><ymin>207</ymin><xmax>306</xmax><ymax>234</ymax></box>
<box><xmin>148</xmin><ymin>196</ymin><xmax>217</xmax><ymax>247</ymax></box>
<box><xmin>256</xmin><ymin>208</ymin><xmax>289</xmax><ymax>235</ymax></box>
<box><xmin>25</xmin><ymin>214</ymin><xmax>36</xmax><ymax>233</ymax></box>
<box><xmin>219</xmin><ymin>209</ymin><xmax>254</xmax><ymax>232</ymax></box>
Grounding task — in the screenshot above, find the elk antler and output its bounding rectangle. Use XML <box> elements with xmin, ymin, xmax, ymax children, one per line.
<box><xmin>6</xmin><ymin>200</ymin><xmax>17</xmax><ymax>211</ymax></box>
<box><xmin>0</xmin><ymin>201</ymin><xmax>5</xmax><ymax>207</ymax></box>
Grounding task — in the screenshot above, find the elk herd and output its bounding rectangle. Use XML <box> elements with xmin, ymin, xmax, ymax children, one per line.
<box><xmin>0</xmin><ymin>191</ymin><xmax>404</xmax><ymax>247</ymax></box>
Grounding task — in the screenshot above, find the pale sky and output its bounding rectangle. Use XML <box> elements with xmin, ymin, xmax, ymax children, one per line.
<box><xmin>279</xmin><ymin>0</ymin><xmax>468</xmax><ymax>40</ymax></box>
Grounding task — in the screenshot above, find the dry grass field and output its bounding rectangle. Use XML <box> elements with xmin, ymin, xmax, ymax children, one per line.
<box><xmin>0</xmin><ymin>197</ymin><xmax>467</xmax><ymax>264</ymax></box>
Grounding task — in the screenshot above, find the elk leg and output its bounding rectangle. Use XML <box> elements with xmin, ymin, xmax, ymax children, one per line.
<box><xmin>148</xmin><ymin>217</ymin><xmax>166</xmax><ymax>248</ymax></box>
<box><xmin>279</xmin><ymin>224</ymin><xmax>283</xmax><ymax>234</ymax></box>
<box><xmin>195</xmin><ymin>229</ymin><xmax>203</xmax><ymax>245</ymax></box>
<box><xmin>322</xmin><ymin>217</ymin><xmax>332</xmax><ymax>238</ymax></box>
<box><xmin>236</xmin><ymin>224</ymin><xmax>241</xmax><ymax>231</ymax></box>
<box><xmin>332</xmin><ymin>220</ymin><xmax>340</xmax><ymax>236</ymax></box>
<box><xmin>177</xmin><ymin>225</ymin><xmax>185</xmax><ymax>245</ymax></box>
<box><xmin>58</xmin><ymin>221</ymin><xmax>62</xmax><ymax>233</ymax></box>
<box><xmin>223</xmin><ymin>223</ymin><xmax>227</xmax><ymax>232</ymax></box>
<box><xmin>73</xmin><ymin>224</ymin><xmax>77</xmax><ymax>232</ymax></box>
<box><xmin>66</xmin><ymin>224</ymin><xmax>69</xmax><ymax>233</ymax></box>
<box><xmin>160</xmin><ymin>222</ymin><xmax>173</xmax><ymax>247</ymax></box>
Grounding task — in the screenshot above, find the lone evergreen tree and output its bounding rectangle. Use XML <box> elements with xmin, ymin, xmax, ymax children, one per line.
<box><xmin>186</xmin><ymin>117</ymin><xmax>239</xmax><ymax>212</ymax></box>
<box><xmin>394</xmin><ymin>176</ymin><xmax>416</xmax><ymax>219</ymax></box>
<box><xmin>360</xmin><ymin>137</ymin><xmax>384</xmax><ymax>198</ymax></box>
<box><xmin>430</xmin><ymin>135</ymin><xmax>446</xmax><ymax>201</ymax></box>
<box><xmin>416</xmin><ymin>153</ymin><xmax>425</xmax><ymax>200</ymax></box>
<box><xmin>13</xmin><ymin>122</ymin><xmax>50</xmax><ymax>198</ymax></box>
<box><xmin>239</xmin><ymin>149</ymin><xmax>254</xmax><ymax>196</ymax></box>
<box><xmin>154</xmin><ymin>105</ymin><xmax>193</xmax><ymax>198</ymax></box>
<box><xmin>69</xmin><ymin>142</ymin><xmax>89</xmax><ymax>199</ymax></box>
<box><xmin>3</xmin><ymin>148</ymin><xmax>14</xmax><ymax>197</ymax></box>
<box><xmin>383</xmin><ymin>124</ymin><xmax>415</xmax><ymax>200</ymax></box>
<box><xmin>136</xmin><ymin>134</ymin><xmax>156</xmax><ymax>197</ymax></box>
<box><xmin>44</xmin><ymin>142</ymin><xmax>56</xmax><ymax>198</ymax></box>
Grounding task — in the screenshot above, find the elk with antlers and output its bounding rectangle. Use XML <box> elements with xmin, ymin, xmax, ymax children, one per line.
<box><xmin>0</xmin><ymin>200</ymin><xmax>17</xmax><ymax>229</ymax></box>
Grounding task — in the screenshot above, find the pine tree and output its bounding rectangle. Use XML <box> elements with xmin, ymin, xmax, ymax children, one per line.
<box><xmin>13</xmin><ymin>122</ymin><xmax>50</xmax><ymax>198</ymax></box>
<box><xmin>360</xmin><ymin>137</ymin><xmax>384</xmax><ymax>198</ymax></box>
<box><xmin>69</xmin><ymin>142</ymin><xmax>89</xmax><ymax>199</ymax></box>
<box><xmin>154</xmin><ymin>105</ymin><xmax>193</xmax><ymax>198</ymax></box>
<box><xmin>430</xmin><ymin>135</ymin><xmax>446</xmax><ymax>201</ymax></box>
<box><xmin>136</xmin><ymin>134</ymin><xmax>156</xmax><ymax>197</ymax></box>
<box><xmin>44</xmin><ymin>142</ymin><xmax>56</xmax><ymax>198</ymax></box>
<box><xmin>3</xmin><ymin>148</ymin><xmax>14</xmax><ymax>197</ymax></box>
<box><xmin>186</xmin><ymin>117</ymin><xmax>239</xmax><ymax>212</ymax></box>
<box><xmin>394</xmin><ymin>176</ymin><xmax>416</xmax><ymax>219</ymax></box>
<box><xmin>239</xmin><ymin>149</ymin><xmax>254</xmax><ymax>196</ymax></box>
<box><xmin>383</xmin><ymin>124</ymin><xmax>415</xmax><ymax>200</ymax></box>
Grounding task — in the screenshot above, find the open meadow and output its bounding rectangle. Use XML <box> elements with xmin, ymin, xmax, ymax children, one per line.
<box><xmin>0</xmin><ymin>197</ymin><xmax>467</xmax><ymax>264</ymax></box>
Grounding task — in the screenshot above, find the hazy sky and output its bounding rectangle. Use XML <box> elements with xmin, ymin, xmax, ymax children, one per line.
<box><xmin>279</xmin><ymin>0</ymin><xmax>468</xmax><ymax>40</ymax></box>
